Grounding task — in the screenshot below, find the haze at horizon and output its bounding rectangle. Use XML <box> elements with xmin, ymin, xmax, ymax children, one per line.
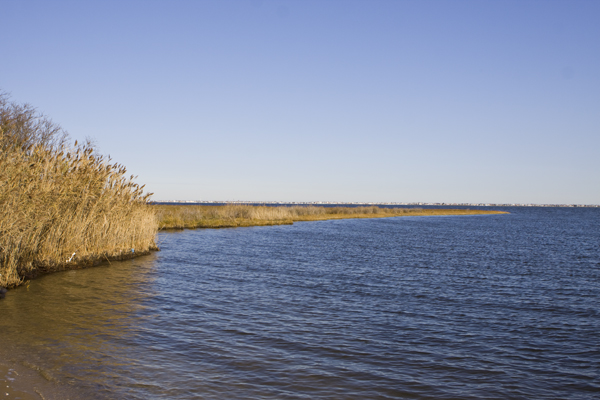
<box><xmin>1</xmin><ymin>0</ymin><xmax>598</xmax><ymax>205</ymax></box>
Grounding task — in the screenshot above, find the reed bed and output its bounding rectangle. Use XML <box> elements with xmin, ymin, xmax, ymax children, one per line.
<box><xmin>155</xmin><ymin>204</ymin><xmax>507</xmax><ymax>230</ymax></box>
<box><xmin>0</xmin><ymin>94</ymin><xmax>157</xmax><ymax>288</ymax></box>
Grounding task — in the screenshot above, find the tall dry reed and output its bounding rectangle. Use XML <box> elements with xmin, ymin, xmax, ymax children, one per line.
<box><xmin>0</xmin><ymin>93</ymin><xmax>157</xmax><ymax>288</ymax></box>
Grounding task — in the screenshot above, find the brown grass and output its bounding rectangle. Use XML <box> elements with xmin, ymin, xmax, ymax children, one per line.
<box><xmin>0</xmin><ymin>94</ymin><xmax>157</xmax><ymax>288</ymax></box>
<box><xmin>155</xmin><ymin>204</ymin><xmax>508</xmax><ymax>230</ymax></box>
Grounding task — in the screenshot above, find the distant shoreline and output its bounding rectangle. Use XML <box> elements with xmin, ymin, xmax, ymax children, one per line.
<box><xmin>153</xmin><ymin>201</ymin><xmax>600</xmax><ymax>208</ymax></box>
<box><xmin>155</xmin><ymin>204</ymin><xmax>508</xmax><ymax>230</ymax></box>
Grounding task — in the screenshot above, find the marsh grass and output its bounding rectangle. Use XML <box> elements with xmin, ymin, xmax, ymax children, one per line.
<box><xmin>0</xmin><ymin>94</ymin><xmax>157</xmax><ymax>288</ymax></box>
<box><xmin>155</xmin><ymin>204</ymin><xmax>507</xmax><ymax>230</ymax></box>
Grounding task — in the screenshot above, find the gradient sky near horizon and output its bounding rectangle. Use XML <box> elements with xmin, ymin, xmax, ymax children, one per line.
<box><xmin>2</xmin><ymin>0</ymin><xmax>599</xmax><ymax>204</ymax></box>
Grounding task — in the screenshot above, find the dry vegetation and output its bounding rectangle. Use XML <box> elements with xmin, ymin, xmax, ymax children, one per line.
<box><xmin>155</xmin><ymin>204</ymin><xmax>507</xmax><ymax>230</ymax></box>
<box><xmin>0</xmin><ymin>94</ymin><xmax>157</xmax><ymax>288</ymax></box>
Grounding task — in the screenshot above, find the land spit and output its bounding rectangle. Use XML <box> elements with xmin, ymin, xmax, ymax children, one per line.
<box><xmin>155</xmin><ymin>204</ymin><xmax>508</xmax><ymax>230</ymax></box>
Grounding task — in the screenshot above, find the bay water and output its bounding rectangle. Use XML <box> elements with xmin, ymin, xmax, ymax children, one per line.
<box><xmin>1</xmin><ymin>207</ymin><xmax>599</xmax><ymax>399</ymax></box>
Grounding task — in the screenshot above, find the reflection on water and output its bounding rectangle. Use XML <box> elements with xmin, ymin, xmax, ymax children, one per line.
<box><xmin>1</xmin><ymin>207</ymin><xmax>599</xmax><ymax>399</ymax></box>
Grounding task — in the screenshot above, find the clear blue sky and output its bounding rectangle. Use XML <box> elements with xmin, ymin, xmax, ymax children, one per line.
<box><xmin>2</xmin><ymin>0</ymin><xmax>599</xmax><ymax>204</ymax></box>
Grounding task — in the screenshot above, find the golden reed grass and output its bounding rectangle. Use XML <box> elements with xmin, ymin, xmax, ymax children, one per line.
<box><xmin>0</xmin><ymin>94</ymin><xmax>157</xmax><ymax>288</ymax></box>
<box><xmin>155</xmin><ymin>204</ymin><xmax>507</xmax><ymax>230</ymax></box>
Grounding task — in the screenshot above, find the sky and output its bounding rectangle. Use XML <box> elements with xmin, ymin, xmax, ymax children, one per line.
<box><xmin>1</xmin><ymin>0</ymin><xmax>599</xmax><ymax>204</ymax></box>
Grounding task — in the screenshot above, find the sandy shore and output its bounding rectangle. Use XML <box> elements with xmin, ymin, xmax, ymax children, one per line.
<box><xmin>1</xmin><ymin>360</ymin><xmax>54</xmax><ymax>400</ymax></box>
<box><xmin>0</xmin><ymin>352</ymin><xmax>85</xmax><ymax>400</ymax></box>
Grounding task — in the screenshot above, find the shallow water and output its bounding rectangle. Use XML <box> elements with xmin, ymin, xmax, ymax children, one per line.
<box><xmin>1</xmin><ymin>207</ymin><xmax>599</xmax><ymax>399</ymax></box>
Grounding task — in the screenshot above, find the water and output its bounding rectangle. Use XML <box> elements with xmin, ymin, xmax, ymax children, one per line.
<box><xmin>1</xmin><ymin>207</ymin><xmax>599</xmax><ymax>399</ymax></box>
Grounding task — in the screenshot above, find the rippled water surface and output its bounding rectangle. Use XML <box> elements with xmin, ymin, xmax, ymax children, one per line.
<box><xmin>1</xmin><ymin>207</ymin><xmax>599</xmax><ymax>399</ymax></box>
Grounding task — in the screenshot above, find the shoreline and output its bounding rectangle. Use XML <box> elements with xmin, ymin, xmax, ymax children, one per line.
<box><xmin>3</xmin><ymin>248</ymin><xmax>158</xmax><ymax>291</ymax></box>
<box><xmin>20</xmin><ymin>248</ymin><xmax>158</xmax><ymax>281</ymax></box>
<box><xmin>0</xmin><ymin>209</ymin><xmax>510</xmax><ymax>290</ymax></box>
<box><xmin>1</xmin><ymin>207</ymin><xmax>507</xmax><ymax>292</ymax></box>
